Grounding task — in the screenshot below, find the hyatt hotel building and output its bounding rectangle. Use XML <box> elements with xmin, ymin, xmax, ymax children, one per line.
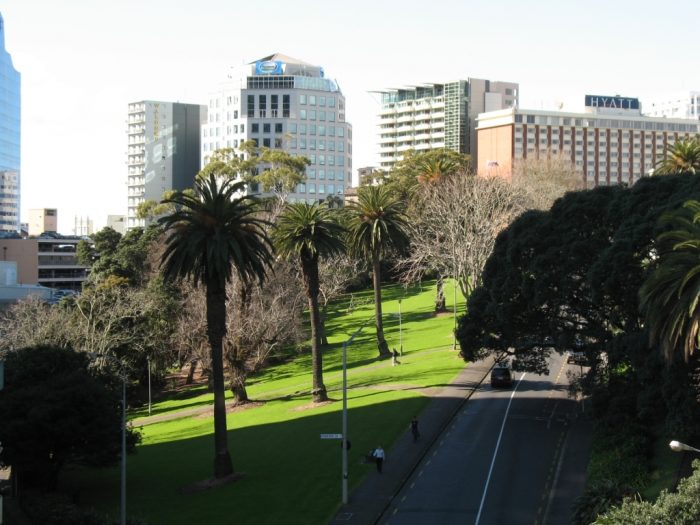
<box><xmin>477</xmin><ymin>95</ymin><xmax>700</xmax><ymax>187</ymax></box>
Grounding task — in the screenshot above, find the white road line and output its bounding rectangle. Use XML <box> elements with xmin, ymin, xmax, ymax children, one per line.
<box><xmin>475</xmin><ymin>372</ymin><xmax>526</xmax><ymax>525</ymax></box>
<box><xmin>542</xmin><ymin>431</ymin><xmax>569</xmax><ymax>525</ymax></box>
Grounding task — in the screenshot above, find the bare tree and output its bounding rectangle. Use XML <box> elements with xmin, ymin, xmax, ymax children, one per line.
<box><xmin>0</xmin><ymin>296</ymin><xmax>74</xmax><ymax>353</ymax></box>
<box><xmin>224</xmin><ymin>261</ymin><xmax>305</xmax><ymax>404</ymax></box>
<box><xmin>401</xmin><ymin>172</ymin><xmax>527</xmax><ymax>302</ymax></box>
<box><xmin>511</xmin><ymin>152</ymin><xmax>583</xmax><ymax>211</ymax></box>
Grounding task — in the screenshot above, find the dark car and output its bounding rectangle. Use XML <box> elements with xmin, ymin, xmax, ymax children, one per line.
<box><xmin>490</xmin><ymin>365</ymin><xmax>513</xmax><ymax>388</ymax></box>
<box><xmin>566</xmin><ymin>351</ymin><xmax>586</xmax><ymax>365</ymax></box>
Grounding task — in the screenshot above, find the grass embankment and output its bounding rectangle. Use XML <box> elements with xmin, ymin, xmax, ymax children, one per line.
<box><xmin>61</xmin><ymin>281</ymin><xmax>467</xmax><ymax>525</ymax></box>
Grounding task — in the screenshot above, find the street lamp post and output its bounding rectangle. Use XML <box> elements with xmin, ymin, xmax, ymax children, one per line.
<box><xmin>90</xmin><ymin>354</ymin><xmax>126</xmax><ymax>525</ymax></box>
<box><xmin>452</xmin><ymin>276</ymin><xmax>457</xmax><ymax>351</ymax></box>
<box><xmin>398</xmin><ymin>299</ymin><xmax>403</xmax><ymax>356</ymax></box>
<box><xmin>670</xmin><ymin>440</ymin><xmax>700</xmax><ymax>453</ymax></box>
<box><xmin>341</xmin><ymin>341</ymin><xmax>348</xmax><ymax>504</ymax></box>
<box><xmin>147</xmin><ymin>356</ymin><xmax>152</xmax><ymax>416</ymax></box>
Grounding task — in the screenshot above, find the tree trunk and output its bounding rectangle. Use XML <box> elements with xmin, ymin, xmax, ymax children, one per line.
<box><xmin>206</xmin><ymin>282</ymin><xmax>234</xmax><ymax>478</ymax></box>
<box><xmin>302</xmin><ymin>254</ymin><xmax>328</xmax><ymax>402</ymax></box>
<box><xmin>185</xmin><ymin>359</ymin><xmax>198</xmax><ymax>385</ymax></box>
<box><xmin>320</xmin><ymin>306</ymin><xmax>329</xmax><ymax>347</ymax></box>
<box><xmin>372</xmin><ymin>253</ymin><xmax>391</xmax><ymax>358</ymax></box>
<box><xmin>435</xmin><ymin>275</ymin><xmax>447</xmax><ymax>312</ymax></box>
<box><xmin>229</xmin><ymin>363</ymin><xmax>250</xmax><ymax>405</ymax></box>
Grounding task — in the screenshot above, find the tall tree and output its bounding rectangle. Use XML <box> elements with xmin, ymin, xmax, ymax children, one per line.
<box><xmin>511</xmin><ymin>151</ymin><xmax>583</xmax><ymax>210</ymax></box>
<box><xmin>347</xmin><ymin>185</ymin><xmax>410</xmax><ymax>358</ymax></box>
<box><xmin>401</xmin><ymin>173</ymin><xmax>526</xmax><ymax>304</ymax></box>
<box><xmin>274</xmin><ymin>202</ymin><xmax>346</xmax><ymax>402</ymax></box>
<box><xmin>655</xmin><ymin>136</ymin><xmax>700</xmax><ymax>175</ymax></box>
<box><xmin>159</xmin><ymin>174</ymin><xmax>273</xmax><ymax>479</ymax></box>
<box><xmin>640</xmin><ymin>199</ymin><xmax>700</xmax><ymax>361</ymax></box>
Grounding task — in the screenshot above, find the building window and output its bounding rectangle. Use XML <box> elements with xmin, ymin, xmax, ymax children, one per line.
<box><xmin>259</xmin><ymin>95</ymin><xmax>267</xmax><ymax>118</ymax></box>
<box><xmin>263</xmin><ymin>123</ymin><xmax>271</xmax><ymax>133</ymax></box>
<box><xmin>247</xmin><ymin>95</ymin><xmax>255</xmax><ymax>116</ymax></box>
<box><xmin>289</xmin><ymin>123</ymin><xmax>297</xmax><ymax>134</ymax></box>
<box><xmin>283</xmin><ymin>95</ymin><xmax>290</xmax><ymax>117</ymax></box>
<box><xmin>252</xmin><ymin>123</ymin><xmax>259</xmax><ymax>133</ymax></box>
<box><xmin>328</xmin><ymin>97</ymin><xmax>336</xmax><ymax>108</ymax></box>
<box><xmin>263</xmin><ymin>138</ymin><xmax>271</xmax><ymax>148</ymax></box>
<box><xmin>275</xmin><ymin>123</ymin><xmax>283</xmax><ymax>133</ymax></box>
<box><xmin>271</xmin><ymin>95</ymin><xmax>279</xmax><ymax>117</ymax></box>
<box><xmin>309</xmin><ymin>95</ymin><xmax>316</xmax><ymax>105</ymax></box>
<box><xmin>300</xmin><ymin>110</ymin><xmax>307</xmax><ymax>120</ymax></box>
<box><xmin>309</xmin><ymin>110</ymin><xmax>316</xmax><ymax>120</ymax></box>
<box><xmin>300</xmin><ymin>95</ymin><xmax>307</xmax><ymax>105</ymax></box>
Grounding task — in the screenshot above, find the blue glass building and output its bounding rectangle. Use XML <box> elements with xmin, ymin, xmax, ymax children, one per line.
<box><xmin>0</xmin><ymin>12</ymin><xmax>20</xmax><ymax>233</ymax></box>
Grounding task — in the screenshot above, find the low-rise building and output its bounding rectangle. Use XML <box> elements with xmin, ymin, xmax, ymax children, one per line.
<box><xmin>0</xmin><ymin>234</ymin><xmax>89</xmax><ymax>291</ymax></box>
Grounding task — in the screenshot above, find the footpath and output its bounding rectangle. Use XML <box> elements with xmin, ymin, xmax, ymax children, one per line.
<box><xmin>329</xmin><ymin>356</ymin><xmax>496</xmax><ymax>525</ymax></box>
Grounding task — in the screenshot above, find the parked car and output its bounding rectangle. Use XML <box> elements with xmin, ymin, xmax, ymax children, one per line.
<box><xmin>566</xmin><ymin>351</ymin><xmax>586</xmax><ymax>365</ymax></box>
<box><xmin>491</xmin><ymin>364</ymin><xmax>513</xmax><ymax>388</ymax></box>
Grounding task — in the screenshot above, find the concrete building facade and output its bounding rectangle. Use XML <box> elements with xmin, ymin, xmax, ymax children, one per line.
<box><xmin>646</xmin><ymin>92</ymin><xmax>700</xmax><ymax>120</ymax></box>
<box><xmin>0</xmin><ymin>12</ymin><xmax>20</xmax><ymax>233</ymax></box>
<box><xmin>0</xmin><ymin>235</ymin><xmax>89</xmax><ymax>291</ymax></box>
<box><xmin>375</xmin><ymin>79</ymin><xmax>518</xmax><ymax>170</ymax></box>
<box><xmin>201</xmin><ymin>53</ymin><xmax>353</xmax><ymax>203</ymax></box>
<box><xmin>127</xmin><ymin>101</ymin><xmax>206</xmax><ymax>230</ymax></box>
<box><xmin>477</xmin><ymin>95</ymin><xmax>700</xmax><ymax>187</ymax></box>
<box><xmin>28</xmin><ymin>208</ymin><xmax>58</xmax><ymax>236</ymax></box>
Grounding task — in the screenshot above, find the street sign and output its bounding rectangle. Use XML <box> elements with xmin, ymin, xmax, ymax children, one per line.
<box><xmin>320</xmin><ymin>433</ymin><xmax>343</xmax><ymax>439</ymax></box>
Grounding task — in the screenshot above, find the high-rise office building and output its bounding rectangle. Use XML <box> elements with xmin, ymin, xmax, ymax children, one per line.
<box><xmin>375</xmin><ymin>79</ymin><xmax>518</xmax><ymax>170</ymax></box>
<box><xmin>0</xmin><ymin>12</ymin><xmax>20</xmax><ymax>233</ymax></box>
<box><xmin>28</xmin><ymin>208</ymin><xmax>57</xmax><ymax>236</ymax></box>
<box><xmin>201</xmin><ymin>53</ymin><xmax>353</xmax><ymax>203</ymax></box>
<box><xmin>126</xmin><ymin>101</ymin><xmax>206</xmax><ymax>230</ymax></box>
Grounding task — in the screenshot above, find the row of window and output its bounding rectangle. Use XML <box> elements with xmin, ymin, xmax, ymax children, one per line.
<box><xmin>514</xmin><ymin>114</ymin><xmax>699</xmax><ymax>133</ymax></box>
<box><xmin>295</xmin><ymin>183</ymin><xmax>343</xmax><ymax>194</ymax></box>
<box><xmin>305</xmin><ymin>169</ymin><xmax>346</xmax><ymax>181</ymax></box>
<box><xmin>299</xmin><ymin>94</ymin><xmax>336</xmax><ymax>107</ymax></box>
<box><xmin>290</xmin><ymin>139</ymin><xmax>345</xmax><ymax>152</ymax></box>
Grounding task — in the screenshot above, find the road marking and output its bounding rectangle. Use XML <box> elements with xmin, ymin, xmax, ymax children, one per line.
<box><xmin>475</xmin><ymin>372</ymin><xmax>526</xmax><ymax>525</ymax></box>
<box><xmin>542</xmin><ymin>430</ymin><xmax>569</xmax><ymax>524</ymax></box>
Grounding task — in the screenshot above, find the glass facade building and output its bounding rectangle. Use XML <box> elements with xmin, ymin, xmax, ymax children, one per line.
<box><xmin>0</xmin><ymin>12</ymin><xmax>20</xmax><ymax>233</ymax></box>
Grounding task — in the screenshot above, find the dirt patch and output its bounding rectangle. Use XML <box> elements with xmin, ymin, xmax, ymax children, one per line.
<box><xmin>292</xmin><ymin>400</ymin><xmax>335</xmax><ymax>412</ymax></box>
<box><xmin>433</xmin><ymin>311</ymin><xmax>454</xmax><ymax>318</ymax></box>
<box><xmin>195</xmin><ymin>401</ymin><xmax>266</xmax><ymax>419</ymax></box>
<box><xmin>180</xmin><ymin>472</ymin><xmax>245</xmax><ymax>495</ymax></box>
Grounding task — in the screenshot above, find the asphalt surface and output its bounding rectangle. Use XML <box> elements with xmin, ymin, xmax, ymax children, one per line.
<box><xmin>331</xmin><ymin>353</ymin><xmax>592</xmax><ymax>525</ymax></box>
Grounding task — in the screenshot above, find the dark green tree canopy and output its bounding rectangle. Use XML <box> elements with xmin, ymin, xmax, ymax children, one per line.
<box><xmin>458</xmin><ymin>174</ymin><xmax>700</xmax><ymax>373</ymax></box>
<box><xmin>0</xmin><ymin>346</ymin><xmax>138</xmax><ymax>491</ymax></box>
<box><xmin>159</xmin><ymin>174</ymin><xmax>274</xmax><ymax>291</ymax></box>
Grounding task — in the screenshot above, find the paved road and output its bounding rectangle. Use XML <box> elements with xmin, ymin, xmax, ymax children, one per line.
<box><xmin>379</xmin><ymin>354</ymin><xmax>585</xmax><ymax>525</ymax></box>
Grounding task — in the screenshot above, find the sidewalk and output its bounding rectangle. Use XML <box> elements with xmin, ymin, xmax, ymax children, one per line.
<box><xmin>330</xmin><ymin>356</ymin><xmax>496</xmax><ymax>525</ymax></box>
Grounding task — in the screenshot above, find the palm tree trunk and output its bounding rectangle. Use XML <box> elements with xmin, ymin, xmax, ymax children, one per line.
<box><xmin>372</xmin><ymin>253</ymin><xmax>391</xmax><ymax>358</ymax></box>
<box><xmin>303</xmin><ymin>255</ymin><xmax>328</xmax><ymax>402</ymax></box>
<box><xmin>206</xmin><ymin>283</ymin><xmax>234</xmax><ymax>478</ymax></box>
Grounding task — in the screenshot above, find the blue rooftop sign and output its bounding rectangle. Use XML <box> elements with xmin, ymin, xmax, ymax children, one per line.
<box><xmin>585</xmin><ymin>95</ymin><xmax>640</xmax><ymax>110</ymax></box>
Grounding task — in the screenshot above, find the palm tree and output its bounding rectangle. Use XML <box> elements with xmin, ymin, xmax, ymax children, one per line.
<box><xmin>640</xmin><ymin>200</ymin><xmax>700</xmax><ymax>362</ymax></box>
<box><xmin>415</xmin><ymin>155</ymin><xmax>459</xmax><ymax>185</ymax></box>
<box><xmin>274</xmin><ymin>202</ymin><xmax>346</xmax><ymax>402</ymax></box>
<box><xmin>347</xmin><ymin>185</ymin><xmax>410</xmax><ymax>358</ymax></box>
<box><xmin>655</xmin><ymin>137</ymin><xmax>700</xmax><ymax>175</ymax></box>
<box><xmin>159</xmin><ymin>174</ymin><xmax>273</xmax><ymax>479</ymax></box>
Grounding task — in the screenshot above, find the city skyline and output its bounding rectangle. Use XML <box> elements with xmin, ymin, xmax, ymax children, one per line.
<box><xmin>4</xmin><ymin>0</ymin><xmax>700</xmax><ymax>233</ymax></box>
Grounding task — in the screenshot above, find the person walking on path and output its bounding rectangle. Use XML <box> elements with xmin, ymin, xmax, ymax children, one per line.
<box><xmin>373</xmin><ymin>445</ymin><xmax>385</xmax><ymax>473</ymax></box>
<box><xmin>410</xmin><ymin>416</ymin><xmax>420</xmax><ymax>442</ymax></box>
<box><xmin>392</xmin><ymin>348</ymin><xmax>401</xmax><ymax>366</ymax></box>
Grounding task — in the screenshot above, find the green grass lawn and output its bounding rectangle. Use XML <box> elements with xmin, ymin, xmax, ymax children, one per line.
<box><xmin>61</xmin><ymin>280</ymin><xmax>468</xmax><ymax>525</ymax></box>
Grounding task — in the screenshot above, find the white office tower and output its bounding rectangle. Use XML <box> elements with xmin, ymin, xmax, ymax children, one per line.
<box><xmin>202</xmin><ymin>53</ymin><xmax>353</xmax><ymax>203</ymax></box>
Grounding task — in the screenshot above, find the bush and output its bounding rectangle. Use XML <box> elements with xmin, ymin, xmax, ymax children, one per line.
<box><xmin>592</xmin><ymin>460</ymin><xmax>700</xmax><ymax>524</ymax></box>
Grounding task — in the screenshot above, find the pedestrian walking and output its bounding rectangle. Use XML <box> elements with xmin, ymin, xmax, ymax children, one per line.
<box><xmin>372</xmin><ymin>445</ymin><xmax>385</xmax><ymax>473</ymax></box>
<box><xmin>410</xmin><ymin>416</ymin><xmax>420</xmax><ymax>442</ymax></box>
<box><xmin>392</xmin><ymin>348</ymin><xmax>401</xmax><ymax>366</ymax></box>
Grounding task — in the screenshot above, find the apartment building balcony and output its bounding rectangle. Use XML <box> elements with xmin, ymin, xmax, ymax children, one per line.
<box><xmin>379</xmin><ymin>107</ymin><xmax>398</xmax><ymax>117</ymax></box>
<box><xmin>128</xmin><ymin>103</ymin><xmax>146</xmax><ymax>114</ymax></box>
<box><xmin>397</xmin><ymin>114</ymin><xmax>414</xmax><ymax>123</ymax></box>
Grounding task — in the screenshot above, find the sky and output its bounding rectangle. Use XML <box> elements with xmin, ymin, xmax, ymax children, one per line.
<box><xmin>3</xmin><ymin>0</ymin><xmax>700</xmax><ymax>233</ymax></box>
